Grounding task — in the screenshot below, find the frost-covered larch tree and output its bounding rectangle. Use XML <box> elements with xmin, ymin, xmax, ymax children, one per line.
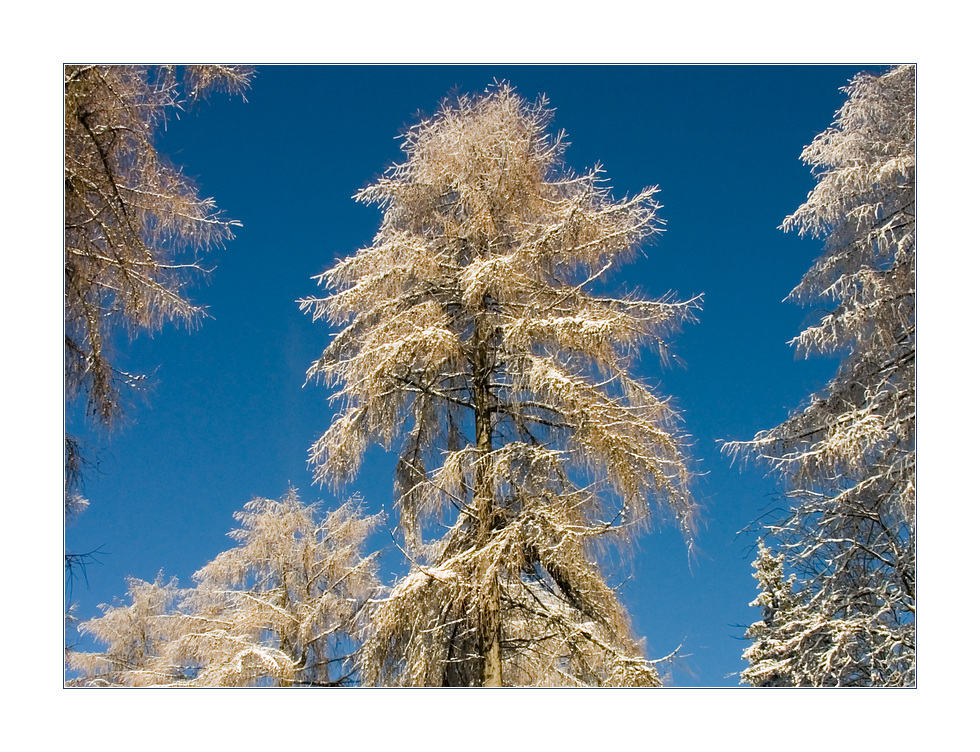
<box><xmin>168</xmin><ymin>490</ymin><xmax>381</xmax><ymax>687</ymax></box>
<box><xmin>303</xmin><ymin>84</ymin><xmax>700</xmax><ymax>687</ymax></box>
<box><xmin>68</xmin><ymin>490</ymin><xmax>381</xmax><ymax>687</ymax></box>
<box><xmin>729</xmin><ymin>65</ymin><xmax>915</xmax><ymax>687</ymax></box>
<box><xmin>67</xmin><ymin>573</ymin><xmax>191</xmax><ymax>686</ymax></box>
<box><xmin>64</xmin><ymin>65</ymin><xmax>252</xmax><ymax>547</ymax></box>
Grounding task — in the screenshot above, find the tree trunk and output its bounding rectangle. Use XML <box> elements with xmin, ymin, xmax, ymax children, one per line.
<box><xmin>472</xmin><ymin>308</ymin><xmax>503</xmax><ymax>687</ymax></box>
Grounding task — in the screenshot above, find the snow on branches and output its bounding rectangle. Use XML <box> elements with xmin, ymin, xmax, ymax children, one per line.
<box><xmin>730</xmin><ymin>65</ymin><xmax>915</xmax><ymax>687</ymax></box>
<box><xmin>64</xmin><ymin>65</ymin><xmax>252</xmax><ymax>430</ymax></box>
<box><xmin>303</xmin><ymin>84</ymin><xmax>700</xmax><ymax>686</ymax></box>
<box><xmin>67</xmin><ymin>490</ymin><xmax>381</xmax><ymax>687</ymax></box>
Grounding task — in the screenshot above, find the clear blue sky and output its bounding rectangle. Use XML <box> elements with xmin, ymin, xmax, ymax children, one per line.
<box><xmin>65</xmin><ymin>65</ymin><xmax>890</xmax><ymax>686</ymax></box>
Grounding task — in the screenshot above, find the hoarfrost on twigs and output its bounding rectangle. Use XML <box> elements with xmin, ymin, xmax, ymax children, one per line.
<box><xmin>729</xmin><ymin>65</ymin><xmax>915</xmax><ymax>687</ymax></box>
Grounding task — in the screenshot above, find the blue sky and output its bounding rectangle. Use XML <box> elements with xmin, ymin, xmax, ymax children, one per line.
<box><xmin>65</xmin><ymin>65</ymin><xmax>891</xmax><ymax>686</ymax></box>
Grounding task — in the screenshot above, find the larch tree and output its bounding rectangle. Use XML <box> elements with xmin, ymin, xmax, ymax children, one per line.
<box><xmin>169</xmin><ymin>490</ymin><xmax>382</xmax><ymax>687</ymax></box>
<box><xmin>68</xmin><ymin>490</ymin><xmax>382</xmax><ymax>687</ymax></box>
<box><xmin>64</xmin><ymin>64</ymin><xmax>252</xmax><ymax>546</ymax></box>
<box><xmin>302</xmin><ymin>85</ymin><xmax>700</xmax><ymax>687</ymax></box>
<box><xmin>729</xmin><ymin>65</ymin><xmax>915</xmax><ymax>687</ymax></box>
<box><xmin>66</xmin><ymin>573</ymin><xmax>192</xmax><ymax>687</ymax></box>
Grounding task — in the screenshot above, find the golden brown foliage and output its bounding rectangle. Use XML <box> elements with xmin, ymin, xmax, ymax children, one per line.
<box><xmin>64</xmin><ymin>64</ymin><xmax>252</xmax><ymax>428</ymax></box>
<box><xmin>304</xmin><ymin>85</ymin><xmax>700</xmax><ymax>686</ymax></box>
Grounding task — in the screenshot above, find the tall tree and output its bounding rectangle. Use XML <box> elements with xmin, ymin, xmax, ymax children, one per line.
<box><xmin>730</xmin><ymin>65</ymin><xmax>915</xmax><ymax>686</ymax></box>
<box><xmin>68</xmin><ymin>490</ymin><xmax>382</xmax><ymax>687</ymax></box>
<box><xmin>303</xmin><ymin>85</ymin><xmax>700</xmax><ymax>686</ymax></box>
